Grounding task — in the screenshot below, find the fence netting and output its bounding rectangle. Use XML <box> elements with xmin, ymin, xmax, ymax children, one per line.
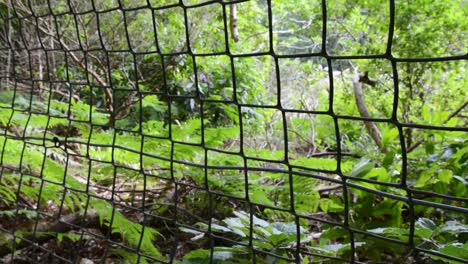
<box><xmin>0</xmin><ymin>0</ymin><xmax>466</xmax><ymax>263</ymax></box>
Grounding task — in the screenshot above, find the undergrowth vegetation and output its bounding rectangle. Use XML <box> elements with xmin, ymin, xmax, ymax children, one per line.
<box><xmin>0</xmin><ymin>0</ymin><xmax>466</xmax><ymax>263</ymax></box>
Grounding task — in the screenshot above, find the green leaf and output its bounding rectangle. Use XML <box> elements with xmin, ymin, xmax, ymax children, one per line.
<box><xmin>320</xmin><ymin>227</ymin><xmax>349</xmax><ymax>242</ymax></box>
<box><xmin>414</xmin><ymin>227</ymin><xmax>433</xmax><ymax>239</ymax></box>
<box><xmin>381</xmin><ymin>127</ymin><xmax>399</xmax><ymax>149</ymax></box>
<box><xmin>364</xmin><ymin>167</ymin><xmax>389</xmax><ymax>182</ymax></box>
<box><xmin>268</xmin><ymin>233</ymin><xmax>291</xmax><ymax>246</ymax></box>
<box><xmin>415</xmin><ymin>169</ymin><xmax>436</xmax><ymax>188</ymax></box>
<box><xmin>183</xmin><ymin>248</ymin><xmax>238</xmax><ymax>264</ymax></box>
<box><xmin>425</xmin><ymin>140</ymin><xmax>435</xmax><ymax>155</ymax></box>
<box><xmin>320</xmin><ymin>198</ymin><xmax>344</xmax><ymax>213</ymax></box>
<box><xmin>179</xmin><ymin>227</ymin><xmax>203</xmax><ymax>235</ymax></box>
<box><xmin>350</xmin><ymin>158</ymin><xmax>374</xmax><ymax>177</ymax></box>
<box><xmin>440</xmin><ymin>221</ymin><xmax>468</xmax><ymax>234</ymax></box>
<box><xmin>289</xmin><ymin>157</ymin><xmax>337</xmax><ymax>171</ymax></box>
<box><xmin>435</xmin><ymin>243</ymin><xmax>468</xmax><ymax>263</ymax></box>
<box><xmin>367</xmin><ymin>227</ymin><xmax>408</xmax><ymax>239</ymax></box>
<box><xmin>184</xmin><ymin>249</ymin><xmax>210</xmax><ymax>263</ymax></box>
<box><xmin>437</xmin><ymin>169</ymin><xmax>453</xmax><ymax>184</ymax></box>
<box><xmin>250</xmin><ymin>189</ymin><xmax>274</xmax><ymax>206</ymax></box>
<box><xmin>212</xmin><ymin>251</ymin><xmax>234</xmax><ymax>262</ymax></box>
<box><xmin>321</xmin><ymin>242</ymin><xmax>365</xmax><ymax>255</ymax></box>
<box><xmin>271</xmin><ymin>222</ymin><xmax>301</xmax><ymax>235</ymax></box>
<box><xmin>416</xmin><ymin>218</ymin><xmax>437</xmax><ymax>230</ymax></box>
<box><xmin>210</xmin><ymin>224</ymin><xmax>232</xmax><ymax>233</ymax></box>
<box><xmin>383</xmin><ymin>151</ymin><xmax>395</xmax><ymax>168</ymax></box>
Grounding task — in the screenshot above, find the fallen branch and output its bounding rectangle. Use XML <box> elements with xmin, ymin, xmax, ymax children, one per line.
<box><xmin>352</xmin><ymin>72</ymin><xmax>384</xmax><ymax>151</ymax></box>
<box><xmin>307</xmin><ymin>152</ymin><xmax>361</xmax><ymax>158</ymax></box>
<box><xmin>315</xmin><ymin>185</ymin><xmax>342</xmax><ymax>193</ymax></box>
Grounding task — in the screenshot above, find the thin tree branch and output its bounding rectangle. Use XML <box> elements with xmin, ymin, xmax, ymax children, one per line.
<box><xmin>407</xmin><ymin>100</ymin><xmax>468</xmax><ymax>153</ymax></box>
<box><xmin>9</xmin><ymin>3</ymin><xmax>114</xmax><ymax>125</ymax></box>
<box><xmin>229</xmin><ymin>3</ymin><xmax>239</xmax><ymax>42</ymax></box>
<box><xmin>352</xmin><ymin>72</ymin><xmax>384</xmax><ymax>152</ymax></box>
<box><xmin>57</xmin><ymin>40</ymin><xmax>114</xmax><ymax>123</ymax></box>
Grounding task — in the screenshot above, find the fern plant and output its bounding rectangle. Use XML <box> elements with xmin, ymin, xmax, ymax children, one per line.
<box><xmin>0</xmin><ymin>94</ymin><xmax>164</xmax><ymax>262</ymax></box>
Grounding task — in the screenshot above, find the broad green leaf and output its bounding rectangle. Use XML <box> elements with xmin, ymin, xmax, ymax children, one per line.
<box><xmin>430</xmin><ymin>243</ymin><xmax>468</xmax><ymax>264</ymax></box>
<box><xmin>268</xmin><ymin>233</ymin><xmax>291</xmax><ymax>246</ymax></box>
<box><xmin>440</xmin><ymin>221</ymin><xmax>468</xmax><ymax>233</ymax></box>
<box><xmin>416</xmin><ymin>218</ymin><xmax>437</xmax><ymax>231</ymax></box>
<box><xmin>367</xmin><ymin>227</ymin><xmax>408</xmax><ymax>239</ymax></box>
<box><xmin>364</xmin><ymin>167</ymin><xmax>389</xmax><ymax>182</ymax></box>
<box><xmin>250</xmin><ymin>189</ymin><xmax>274</xmax><ymax>207</ymax></box>
<box><xmin>350</xmin><ymin>158</ymin><xmax>374</xmax><ymax>177</ymax></box>
<box><xmin>437</xmin><ymin>169</ymin><xmax>453</xmax><ymax>184</ymax></box>
<box><xmin>319</xmin><ymin>198</ymin><xmax>344</xmax><ymax>213</ymax></box>
<box><xmin>213</xmin><ymin>251</ymin><xmax>234</xmax><ymax>262</ymax></box>
<box><xmin>183</xmin><ymin>249</ymin><xmax>210</xmax><ymax>261</ymax></box>
<box><xmin>383</xmin><ymin>151</ymin><xmax>395</xmax><ymax>168</ymax></box>
<box><xmin>414</xmin><ymin>227</ymin><xmax>433</xmax><ymax>239</ymax></box>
